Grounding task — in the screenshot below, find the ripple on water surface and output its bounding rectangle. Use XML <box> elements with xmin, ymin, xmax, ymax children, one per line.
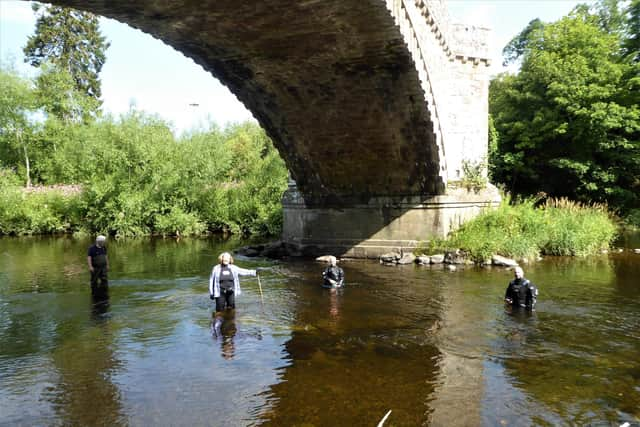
<box><xmin>1</xmin><ymin>236</ymin><xmax>639</xmax><ymax>425</ymax></box>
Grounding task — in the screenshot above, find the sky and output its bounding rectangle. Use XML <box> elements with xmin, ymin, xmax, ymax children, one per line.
<box><xmin>0</xmin><ymin>1</ymin><xmax>592</xmax><ymax>134</ymax></box>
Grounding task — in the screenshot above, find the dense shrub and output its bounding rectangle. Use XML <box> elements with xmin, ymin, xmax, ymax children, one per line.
<box><xmin>418</xmin><ymin>195</ymin><xmax>618</xmax><ymax>260</ymax></box>
<box><xmin>0</xmin><ymin>170</ymin><xmax>83</xmax><ymax>235</ymax></box>
<box><xmin>0</xmin><ymin>105</ymin><xmax>288</xmax><ymax>237</ymax></box>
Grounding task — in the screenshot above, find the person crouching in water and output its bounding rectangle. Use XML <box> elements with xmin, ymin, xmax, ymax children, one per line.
<box><xmin>209</xmin><ymin>252</ymin><xmax>257</xmax><ymax>313</ymax></box>
<box><xmin>504</xmin><ymin>266</ymin><xmax>538</xmax><ymax>310</ymax></box>
<box><xmin>322</xmin><ymin>256</ymin><xmax>344</xmax><ymax>288</ymax></box>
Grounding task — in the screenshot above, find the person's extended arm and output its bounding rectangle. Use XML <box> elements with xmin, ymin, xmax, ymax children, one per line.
<box><xmin>233</xmin><ymin>266</ymin><xmax>257</xmax><ymax>276</ymax></box>
<box><xmin>87</xmin><ymin>256</ymin><xmax>94</xmax><ymax>272</ymax></box>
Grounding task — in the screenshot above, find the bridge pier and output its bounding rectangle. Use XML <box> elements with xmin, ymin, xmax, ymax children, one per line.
<box><xmin>282</xmin><ymin>182</ymin><xmax>501</xmax><ymax>258</ymax></box>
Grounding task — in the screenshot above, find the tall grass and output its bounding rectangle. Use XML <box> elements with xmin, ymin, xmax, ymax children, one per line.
<box><xmin>418</xmin><ymin>195</ymin><xmax>618</xmax><ymax>261</ymax></box>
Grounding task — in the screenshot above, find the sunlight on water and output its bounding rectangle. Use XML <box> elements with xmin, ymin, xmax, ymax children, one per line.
<box><xmin>1</xmin><ymin>235</ymin><xmax>639</xmax><ymax>425</ymax></box>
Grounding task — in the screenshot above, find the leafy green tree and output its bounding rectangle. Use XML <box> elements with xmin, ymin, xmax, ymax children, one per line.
<box><xmin>35</xmin><ymin>64</ymin><xmax>99</xmax><ymax>124</ymax></box>
<box><xmin>0</xmin><ymin>70</ymin><xmax>38</xmax><ymax>187</ymax></box>
<box><xmin>502</xmin><ymin>18</ymin><xmax>545</xmax><ymax>66</ymax></box>
<box><xmin>490</xmin><ymin>8</ymin><xmax>640</xmax><ymax>212</ymax></box>
<box><xmin>624</xmin><ymin>0</ymin><xmax>640</xmax><ymax>62</ymax></box>
<box><xmin>23</xmin><ymin>3</ymin><xmax>109</xmax><ymax>119</ymax></box>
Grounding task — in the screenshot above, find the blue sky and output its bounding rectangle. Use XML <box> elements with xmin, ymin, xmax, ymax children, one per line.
<box><xmin>0</xmin><ymin>1</ymin><xmax>591</xmax><ymax>134</ymax></box>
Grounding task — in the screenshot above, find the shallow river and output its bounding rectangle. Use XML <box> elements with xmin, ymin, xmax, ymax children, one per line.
<box><xmin>1</xmin><ymin>235</ymin><xmax>639</xmax><ymax>426</ymax></box>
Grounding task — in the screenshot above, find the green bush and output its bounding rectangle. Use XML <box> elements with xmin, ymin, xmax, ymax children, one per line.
<box><xmin>0</xmin><ymin>170</ymin><xmax>83</xmax><ymax>235</ymax></box>
<box><xmin>154</xmin><ymin>206</ymin><xmax>206</xmax><ymax>237</ymax></box>
<box><xmin>417</xmin><ymin>195</ymin><xmax>618</xmax><ymax>260</ymax></box>
<box><xmin>623</xmin><ymin>209</ymin><xmax>640</xmax><ymax>229</ymax></box>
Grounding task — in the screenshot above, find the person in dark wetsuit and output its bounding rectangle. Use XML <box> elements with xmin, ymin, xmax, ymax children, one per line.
<box><xmin>504</xmin><ymin>266</ymin><xmax>538</xmax><ymax>310</ymax></box>
<box><xmin>87</xmin><ymin>235</ymin><xmax>109</xmax><ymax>296</ymax></box>
<box><xmin>322</xmin><ymin>256</ymin><xmax>344</xmax><ymax>288</ymax></box>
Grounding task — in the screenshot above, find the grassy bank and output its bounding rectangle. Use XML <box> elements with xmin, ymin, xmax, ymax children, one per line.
<box><xmin>418</xmin><ymin>196</ymin><xmax>618</xmax><ymax>261</ymax></box>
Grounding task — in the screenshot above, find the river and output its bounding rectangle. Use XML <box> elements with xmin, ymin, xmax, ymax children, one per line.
<box><xmin>1</xmin><ymin>235</ymin><xmax>639</xmax><ymax>426</ymax></box>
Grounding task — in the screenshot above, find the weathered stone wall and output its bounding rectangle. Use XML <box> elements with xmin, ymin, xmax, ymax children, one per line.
<box><xmin>389</xmin><ymin>0</ymin><xmax>492</xmax><ymax>182</ymax></box>
<box><xmin>282</xmin><ymin>182</ymin><xmax>501</xmax><ymax>258</ymax></box>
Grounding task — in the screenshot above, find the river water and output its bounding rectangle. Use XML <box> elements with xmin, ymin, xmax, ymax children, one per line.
<box><xmin>1</xmin><ymin>235</ymin><xmax>639</xmax><ymax>426</ymax></box>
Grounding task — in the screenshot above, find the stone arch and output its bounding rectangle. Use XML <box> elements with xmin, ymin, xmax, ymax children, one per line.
<box><xmin>43</xmin><ymin>0</ymin><xmax>446</xmax><ymax>204</ymax></box>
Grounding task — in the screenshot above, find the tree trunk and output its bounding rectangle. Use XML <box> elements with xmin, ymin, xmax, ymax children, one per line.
<box><xmin>18</xmin><ymin>129</ymin><xmax>31</xmax><ymax>188</ymax></box>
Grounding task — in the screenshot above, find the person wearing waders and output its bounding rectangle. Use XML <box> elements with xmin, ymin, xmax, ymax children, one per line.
<box><xmin>209</xmin><ymin>252</ymin><xmax>256</xmax><ymax>336</ymax></box>
<box><xmin>504</xmin><ymin>266</ymin><xmax>538</xmax><ymax>310</ymax></box>
<box><xmin>322</xmin><ymin>256</ymin><xmax>344</xmax><ymax>288</ymax></box>
<box><xmin>87</xmin><ymin>235</ymin><xmax>109</xmax><ymax>296</ymax></box>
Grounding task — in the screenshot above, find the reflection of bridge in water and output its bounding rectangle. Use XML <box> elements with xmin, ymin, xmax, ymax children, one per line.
<box><xmin>45</xmin><ymin>0</ymin><xmax>500</xmax><ymax>256</ymax></box>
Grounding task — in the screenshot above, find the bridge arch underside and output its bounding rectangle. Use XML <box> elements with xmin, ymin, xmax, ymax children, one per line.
<box><xmin>52</xmin><ymin>0</ymin><xmax>445</xmax><ymax>206</ymax></box>
<box><xmin>50</xmin><ymin>0</ymin><xmax>501</xmax><ymax>257</ymax></box>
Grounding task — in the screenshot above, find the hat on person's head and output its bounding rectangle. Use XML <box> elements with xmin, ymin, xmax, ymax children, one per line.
<box><xmin>96</xmin><ymin>235</ymin><xmax>106</xmax><ymax>242</ymax></box>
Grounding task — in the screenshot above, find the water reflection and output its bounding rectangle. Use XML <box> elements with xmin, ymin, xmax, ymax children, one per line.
<box><xmin>327</xmin><ymin>287</ymin><xmax>342</xmax><ymax>326</ymax></box>
<box><xmin>257</xmin><ymin>262</ymin><xmax>443</xmax><ymax>426</ymax></box>
<box><xmin>212</xmin><ymin>311</ymin><xmax>238</xmax><ymax>360</ymax></box>
<box><xmin>1</xmin><ymin>236</ymin><xmax>640</xmax><ymax>425</ymax></box>
<box><xmin>46</xmin><ymin>292</ymin><xmax>124</xmax><ymax>426</ymax></box>
<box><xmin>91</xmin><ymin>286</ymin><xmax>111</xmax><ymax>321</ymax></box>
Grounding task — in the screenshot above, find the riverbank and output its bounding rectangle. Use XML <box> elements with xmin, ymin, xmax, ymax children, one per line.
<box><xmin>414</xmin><ymin>197</ymin><xmax>618</xmax><ymax>263</ymax></box>
<box><xmin>0</xmin><ymin>121</ymin><xmax>288</xmax><ymax>238</ymax></box>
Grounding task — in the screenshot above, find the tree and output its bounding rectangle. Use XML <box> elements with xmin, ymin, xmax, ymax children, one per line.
<box><xmin>35</xmin><ymin>64</ymin><xmax>99</xmax><ymax>124</ymax></box>
<box><xmin>624</xmin><ymin>0</ymin><xmax>640</xmax><ymax>62</ymax></box>
<box><xmin>502</xmin><ymin>18</ymin><xmax>545</xmax><ymax>66</ymax></box>
<box><xmin>0</xmin><ymin>70</ymin><xmax>38</xmax><ymax>187</ymax></box>
<box><xmin>23</xmin><ymin>3</ymin><xmax>109</xmax><ymax>118</ymax></box>
<box><xmin>490</xmin><ymin>9</ymin><xmax>640</xmax><ymax>212</ymax></box>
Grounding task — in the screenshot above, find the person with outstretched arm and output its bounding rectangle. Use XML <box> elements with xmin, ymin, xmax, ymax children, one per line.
<box><xmin>209</xmin><ymin>252</ymin><xmax>257</xmax><ymax>313</ymax></box>
<box><xmin>504</xmin><ymin>266</ymin><xmax>538</xmax><ymax>310</ymax></box>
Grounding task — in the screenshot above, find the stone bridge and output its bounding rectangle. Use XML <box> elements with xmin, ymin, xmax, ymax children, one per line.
<box><xmin>47</xmin><ymin>0</ymin><xmax>500</xmax><ymax>257</ymax></box>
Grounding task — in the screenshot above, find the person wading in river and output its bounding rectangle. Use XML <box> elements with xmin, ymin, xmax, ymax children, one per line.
<box><xmin>209</xmin><ymin>252</ymin><xmax>257</xmax><ymax>336</ymax></box>
<box><xmin>87</xmin><ymin>235</ymin><xmax>109</xmax><ymax>296</ymax></box>
<box><xmin>322</xmin><ymin>256</ymin><xmax>344</xmax><ymax>288</ymax></box>
<box><xmin>209</xmin><ymin>252</ymin><xmax>257</xmax><ymax>312</ymax></box>
<box><xmin>504</xmin><ymin>266</ymin><xmax>538</xmax><ymax>310</ymax></box>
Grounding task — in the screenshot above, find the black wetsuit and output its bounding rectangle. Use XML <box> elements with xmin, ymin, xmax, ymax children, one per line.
<box><xmin>216</xmin><ymin>265</ymin><xmax>235</xmax><ymax>311</ymax></box>
<box><xmin>322</xmin><ymin>265</ymin><xmax>344</xmax><ymax>288</ymax></box>
<box><xmin>505</xmin><ymin>278</ymin><xmax>537</xmax><ymax>310</ymax></box>
<box><xmin>88</xmin><ymin>244</ymin><xmax>108</xmax><ymax>293</ymax></box>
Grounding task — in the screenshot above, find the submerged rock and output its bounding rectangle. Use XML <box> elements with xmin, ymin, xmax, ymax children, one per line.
<box><xmin>444</xmin><ymin>250</ymin><xmax>468</xmax><ymax>264</ymax></box>
<box><xmin>492</xmin><ymin>255</ymin><xmax>519</xmax><ymax>267</ymax></box>
<box><xmin>380</xmin><ymin>252</ymin><xmax>401</xmax><ymax>264</ymax></box>
<box><xmin>397</xmin><ymin>253</ymin><xmax>416</xmax><ymax>265</ymax></box>
<box><xmin>415</xmin><ymin>255</ymin><xmax>431</xmax><ymax>265</ymax></box>
<box><xmin>430</xmin><ymin>254</ymin><xmax>445</xmax><ymax>264</ymax></box>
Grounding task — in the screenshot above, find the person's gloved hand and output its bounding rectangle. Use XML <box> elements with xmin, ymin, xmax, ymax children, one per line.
<box><xmin>209</xmin><ymin>294</ymin><xmax>215</xmax><ymax>300</ymax></box>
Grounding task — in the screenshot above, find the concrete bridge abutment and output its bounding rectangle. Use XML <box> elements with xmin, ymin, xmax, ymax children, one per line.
<box><xmin>282</xmin><ymin>182</ymin><xmax>501</xmax><ymax>258</ymax></box>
